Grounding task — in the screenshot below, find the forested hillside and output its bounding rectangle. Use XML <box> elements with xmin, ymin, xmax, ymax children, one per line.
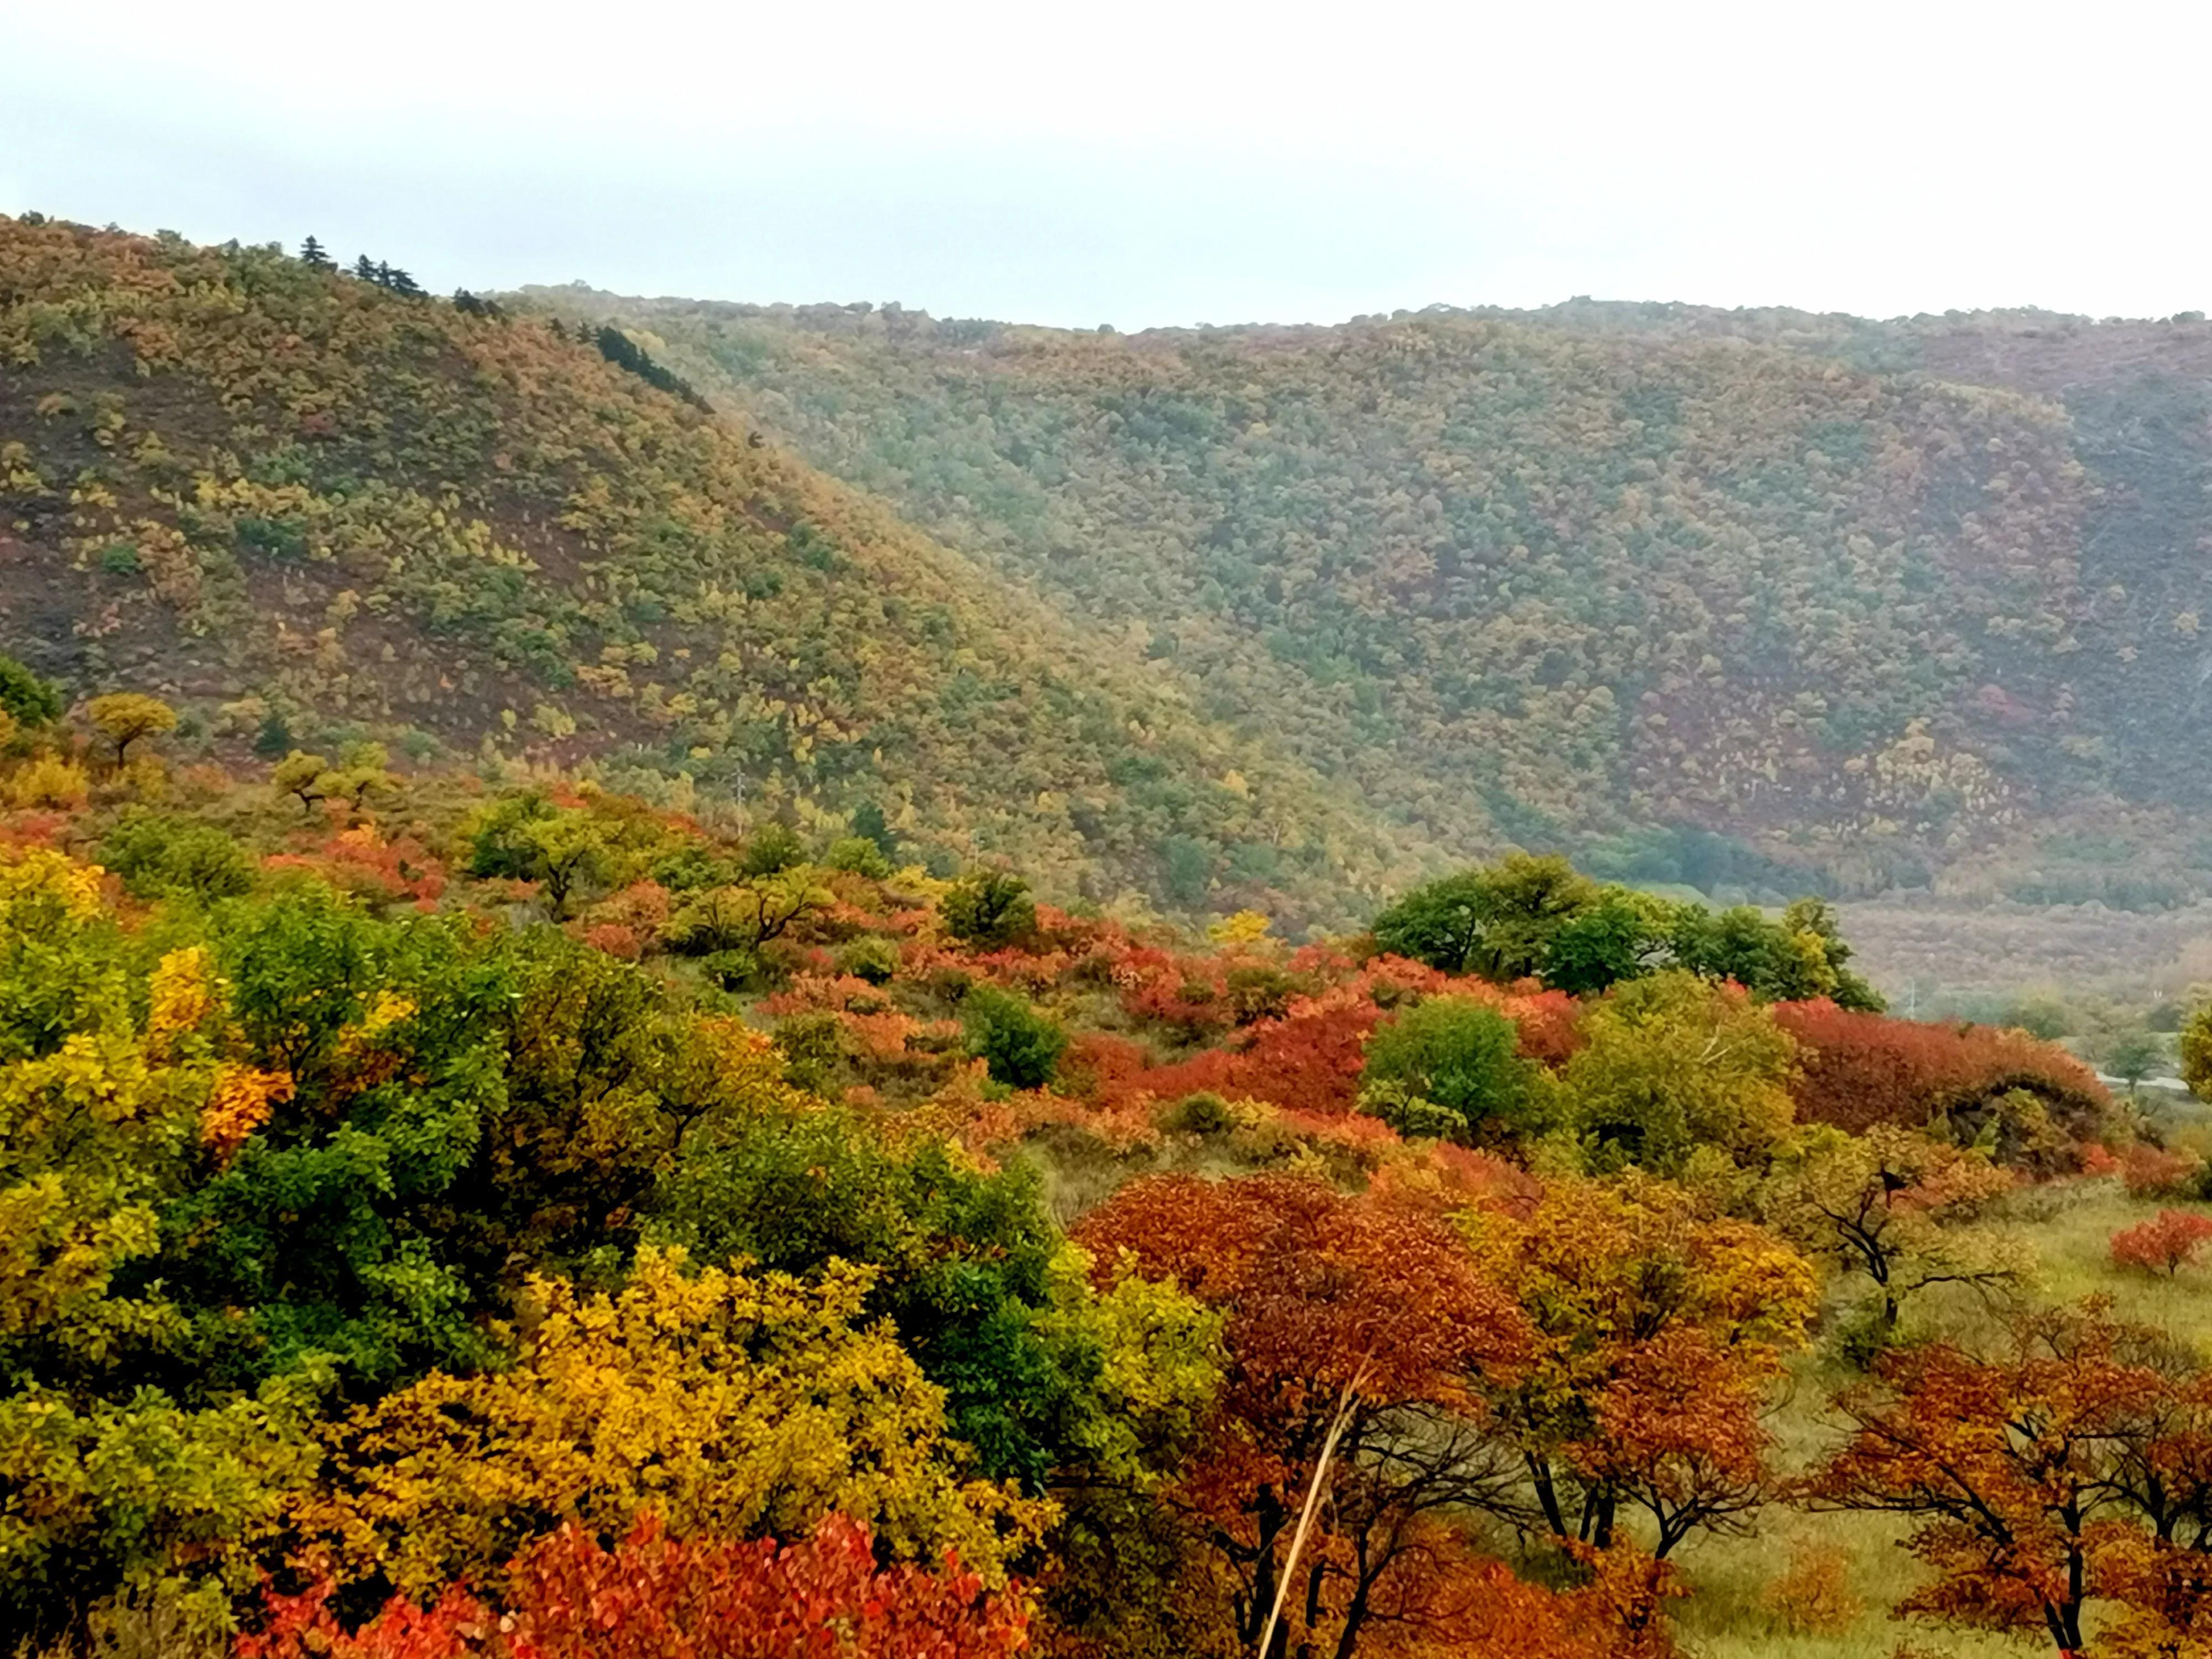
<box><xmin>557</xmin><ymin>289</ymin><xmax>2212</xmax><ymax>907</ymax></box>
<box><xmin>0</xmin><ymin>215</ymin><xmax>1428</xmax><ymax>927</ymax></box>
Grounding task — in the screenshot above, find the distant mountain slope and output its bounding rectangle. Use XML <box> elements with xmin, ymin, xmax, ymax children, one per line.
<box><xmin>0</xmin><ymin>216</ymin><xmax>1428</xmax><ymax>925</ymax></box>
<box><xmin>550</xmin><ymin>289</ymin><xmax>2212</xmax><ymax>906</ymax></box>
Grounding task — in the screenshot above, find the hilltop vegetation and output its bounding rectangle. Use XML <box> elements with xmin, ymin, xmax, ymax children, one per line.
<box><xmin>0</xmin><ymin>213</ymin><xmax>1430</xmax><ymax>927</ymax></box>
<box><xmin>560</xmin><ymin>289</ymin><xmax>2212</xmax><ymax>906</ymax></box>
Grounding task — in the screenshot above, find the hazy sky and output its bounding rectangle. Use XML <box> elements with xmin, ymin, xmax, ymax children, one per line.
<box><xmin>8</xmin><ymin>0</ymin><xmax>2207</xmax><ymax>329</ymax></box>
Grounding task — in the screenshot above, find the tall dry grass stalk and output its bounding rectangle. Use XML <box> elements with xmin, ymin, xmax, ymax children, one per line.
<box><xmin>1255</xmin><ymin>1357</ymin><xmax>1373</xmax><ymax>1659</ymax></box>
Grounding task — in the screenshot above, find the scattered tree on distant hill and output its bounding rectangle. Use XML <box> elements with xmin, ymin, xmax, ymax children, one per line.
<box><xmin>852</xmin><ymin>799</ymin><xmax>900</xmax><ymax>863</ymax></box>
<box><xmin>272</xmin><ymin>749</ymin><xmax>335</xmax><ymax>812</ymax></box>
<box><xmin>0</xmin><ymin>654</ymin><xmax>61</xmax><ymax>727</ymax></box>
<box><xmin>298</xmin><ymin>236</ymin><xmax>333</xmax><ymax>270</ymax></box>
<box><xmin>963</xmin><ymin>985</ymin><xmax>1066</xmax><ymax>1091</ymax></box>
<box><xmin>942</xmin><ymin>869</ymin><xmax>1036</xmax><ymax>947</ymax></box>
<box><xmin>85</xmin><ymin>691</ymin><xmax>178</xmax><ymax>765</ymax></box>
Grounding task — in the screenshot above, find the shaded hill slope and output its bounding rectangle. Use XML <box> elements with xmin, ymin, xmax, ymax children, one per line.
<box><xmin>0</xmin><ymin>216</ymin><xmax>1426</xmax><ymax>925</ymax></box>
<box><xmin>551</xmin><ymin>288</ymin><xmax>2212</xmax><ymax>906</ymax></box>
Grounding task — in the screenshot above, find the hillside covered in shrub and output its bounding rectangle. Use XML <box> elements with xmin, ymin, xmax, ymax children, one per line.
<box><xmin>15</xmin><ymin>693</ymin><xmax>2212</xmax><ymax>1659</ymax></box>
<box><xmin>561</xmin><ymin>288</ymin><xmax>2212</xmax><ymax>906</ymax></box>
<box><xmin>0</xmin><ymin>214</ymin><xmax>1429</xmax><ymax>928</ymax></box>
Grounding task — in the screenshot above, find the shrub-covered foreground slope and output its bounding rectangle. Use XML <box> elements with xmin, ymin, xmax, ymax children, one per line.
<box><xmin>564</xmin><ymin>289</ymin><xmax>2212</xmax><ymax>905</ymax></box>
<box><xmin>0</xmin><ymin>215</ymin><xmax>1425</xmax><ymax>927</ymax></box>
<box><xmin>25</xmin><ymin>706</ymin><xmax>2212</xmax><ymax>1659</ymax></box>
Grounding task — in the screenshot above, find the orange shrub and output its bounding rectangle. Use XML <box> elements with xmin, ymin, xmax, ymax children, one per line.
<box><xmin>2111</xmin><ymin>1210</ymin><xmax>2212</xmax><ymax>1276</ymax></box>
<box><xmin>238</xmin><ymin>1512</ymin><xmax>1029</xmax><ymax>1659</ymax></box>
<box><xmin>2122</xmin><ymin>1144</ymin><xmax>2204</xmax><ymax>1199</ymax></box>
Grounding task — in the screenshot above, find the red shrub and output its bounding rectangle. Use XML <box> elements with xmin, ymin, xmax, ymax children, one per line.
<box><xmin>1773</xmin><ymin>1000</ymin><xmax>2109</xmax><ymax>1141</ymax></box>
<box><xmin>2080</xmin><ymin>1142</ymin><xmax>2122</xmax><ymax>1178</ymax></box>
<box><xmin>2111</xmin><ymin>1210</ymin><xmax>2212</xmax><ymax>1276</ymax></box>
<box><xmin>2122</xmin><ymin>1144</ymin><xmax>2204</xmax><ymax>1199</ymax></box>
<box><xmin>264</xmin><ymin>823</ymin><xmax>447</xmax><ymax>912</ymax></box>
<box><xmin>579</xmin><ymin>922</ymin><xmax>641</xmax><ymax>960</ymax></box>
<box><xmin>239</xmin><ymin>1513</ymin><xmax>1029</xmax><ymax>1659</ymax></box>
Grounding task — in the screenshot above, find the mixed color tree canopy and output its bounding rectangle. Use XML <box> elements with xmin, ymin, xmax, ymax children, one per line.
<box><xmin>0</xmin><ymin>682</ymin><xmax>2198</xmax><ymax>1659</ymax></box>
<box><xmin>15</xmin><ymin>210</ymin><xmax>2212</xmax><ymax>1659</ymax></box>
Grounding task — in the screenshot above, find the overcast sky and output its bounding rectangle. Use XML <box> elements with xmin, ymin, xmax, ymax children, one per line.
<box><xmin>7</xmin><ymin>0</ymin><xmax>2206</xmax><ymax>330</ymax></box>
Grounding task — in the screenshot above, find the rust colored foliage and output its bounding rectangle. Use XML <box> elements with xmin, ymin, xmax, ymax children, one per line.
<box><xmin>2121</xmin><ymin>1143</ymin><xmax>2204</xmax><ymax>1199</ymax></box>
<box><xmin>1801</xmin><ymin>1301</ymin><xmax>2212</xmax><ymax>1656</ymax></box>
<box><xmin>1073</xmin><ymin>1174</ymin><xmax>1532</xmax><ymax>1659</ymax></box>
<box><xmin>1773</xmin><ymin>999</ymin><xmax>2108</xmax><ymax>1145</ymax></box>
<box><xmin>1468</xmin><ymin>1176</ymin><xmax>1813</xmax><ymax>1558</ymax></box>
<box><xmin>1073</xmin><ymin>960</ymin><xmax>1579</xmax><ymax>1122</ymax></box>
<box><xmin>1359</xmin><ymin>1542</ymin><xmax>1678</xmax><ymax>1659</ymax></box>
<box><xmin>264</xmin><ymin>822</ymin><xmax>448</xmax><ymax>913</ymax></box>
<box><xmin>238</xmin><ymin>1512</ymin><xmax>1030</xmax><ymax>1659</ymax></box>
<box><xmin>2111</xmin><ymin>1209</ymin><xmax>2212</xmax><ymax>1276</ymax></box>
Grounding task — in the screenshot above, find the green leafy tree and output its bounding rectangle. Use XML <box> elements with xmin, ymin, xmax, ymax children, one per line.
<box><xmin>851</xmin><ymin>799</ymin><xmax>900</xmax><ymax>864</ymax></box>
<box><xmin>0</xmin><ymin>654</ymin><xmax>62</xmax><ymax>727</ymax></box>
<box><xmin>739</xmin><ymin>822</ymin><xmax>805</xmax><ymax>877</ymax></box>
<box><xmin>963</xmin><ymin>984</ymin><xmax>1066</xmax><ymax>1089</ymax></box>
<box><xmin>1671</xmin><ymin>898</ymin><xmax>1882</xmax><ymax>1010</ymax></box>
<box><xmin>272</xmin><ymin>750</ymin><xmax>335</xmax><ymax>813</ymax></box>
<box><xmin>1551</xmin><ymin>970</ymin><xmax>1799</xmax><ymax>1174</ymax></box>
<box><xmin>941</xmin><ymin>869</ymin><xmax>1037</xmax><ymax>948</ymax></box>
<box><xmin>2102</xmin><ymin>1027</ymin><xmax>2166</xmax><ymax>1098</ymax></box>
<box><xmin>1358</xmin><ymin>995</ymin><xmax>1538</xmax><ymax>1144</ymax></box>
<box><xmin>1370</xmin><ymin>853</ymin><xmax>1597</xmax><ymax>979</ymax></box>
<box><xmin>650</xmin><ymin>1113</ymin><xmax>1214</xmax><ymax>1493</ymax></box>
<box><xmin>101</xmin><ymin>812</ymin><xmax>256</xmax><ymax>903</ymax></box>
<box><xmin>161</xmin><ymin>888</ymin><xmax>517</xmax><ymax>1387</ymax></box>
<box><xmin>0</xmin><ymin>851</ymin><xmax>321</xmax><ymax>1636</ymax></box>
<box><xmin>2180</xmin><ymin>1001</ymin><xmax>2212</xmax><ymax>1101</ymax></box>
<box><xmin>823</xmin><ymin>836</ymin><xmax>892</xmax><ymax>878</ymax></box>
<box><xmin>1544</xmin><ymin>888</ymin><xmax>1676</xmax><ymax>995</ymax></box>
<box><xmin>468</xmin><ymin>792</ymin><xmax>662</xmax><ymax>920</ymax></box>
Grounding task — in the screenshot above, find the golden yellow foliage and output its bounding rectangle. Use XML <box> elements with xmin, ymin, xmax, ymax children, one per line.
<box><xmin>199</xmin><ymin>1065</ymin><xmax>293</xmax><ymax>1164</ymax></box>
<box><xmin>145</xmin><ymin>946</ymin><xmax>217</xmax><ymax>1060</ymax></box>
<box><xmin>294</xmin><ymin>1248</ymin><xmax>1048</xmax><ymax>1596</ymax></box>
<box><xmin>0</xmin><ymin>846</ymin><xmax>105</xmax><ymax>921</ymax></box>
<box><xmin>1206</xmin><ymin>909</ymin><xmax>1273</xmax><ymax>947</ymax></box>
<box><xmin>2</xmin><ymin>754</ymin><xmax>92</xmax><ymax>811</ymax></box>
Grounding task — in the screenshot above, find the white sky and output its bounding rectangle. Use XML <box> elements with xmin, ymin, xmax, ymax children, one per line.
<box><xmin>6</xmin><ymin>0</ymin><xmax>2206</xmax><ymax>329</ymax></box>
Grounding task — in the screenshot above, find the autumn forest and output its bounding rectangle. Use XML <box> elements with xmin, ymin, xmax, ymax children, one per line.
<box><xmin>12</xmin><ymin>212</ymin><xmax>2212</xmax><ymax>1659</ymax></box>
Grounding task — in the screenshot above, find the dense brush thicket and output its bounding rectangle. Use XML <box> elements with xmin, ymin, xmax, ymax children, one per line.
<box><xmin>8</xmin><ymin>680</ymin><xmax>2205</xmax><ymax>1659</ymax></box>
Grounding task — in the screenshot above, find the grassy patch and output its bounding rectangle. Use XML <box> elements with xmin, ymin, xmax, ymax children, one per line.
<box><xmin>1673</xmin><ymin>1174</ymin><xmax>2212</xmax><ymax>1656</ymax></box>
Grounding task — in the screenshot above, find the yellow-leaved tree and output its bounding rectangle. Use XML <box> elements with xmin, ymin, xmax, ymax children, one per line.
<box><xmin>293</xmin><ymin>1247</ymin><xmax>1050</xmax><ymax>1597</ymax></box>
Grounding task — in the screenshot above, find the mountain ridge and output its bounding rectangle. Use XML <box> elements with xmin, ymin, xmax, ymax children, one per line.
<box><xmin>535</xmin><ymin>282</ymin><xmax>2212</xmax><ymax>910</ymax></box>
<box><xmin>0</xmin><ymin>214</ymin><xmax>1432</xmax><ymax>927</ymax></box>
